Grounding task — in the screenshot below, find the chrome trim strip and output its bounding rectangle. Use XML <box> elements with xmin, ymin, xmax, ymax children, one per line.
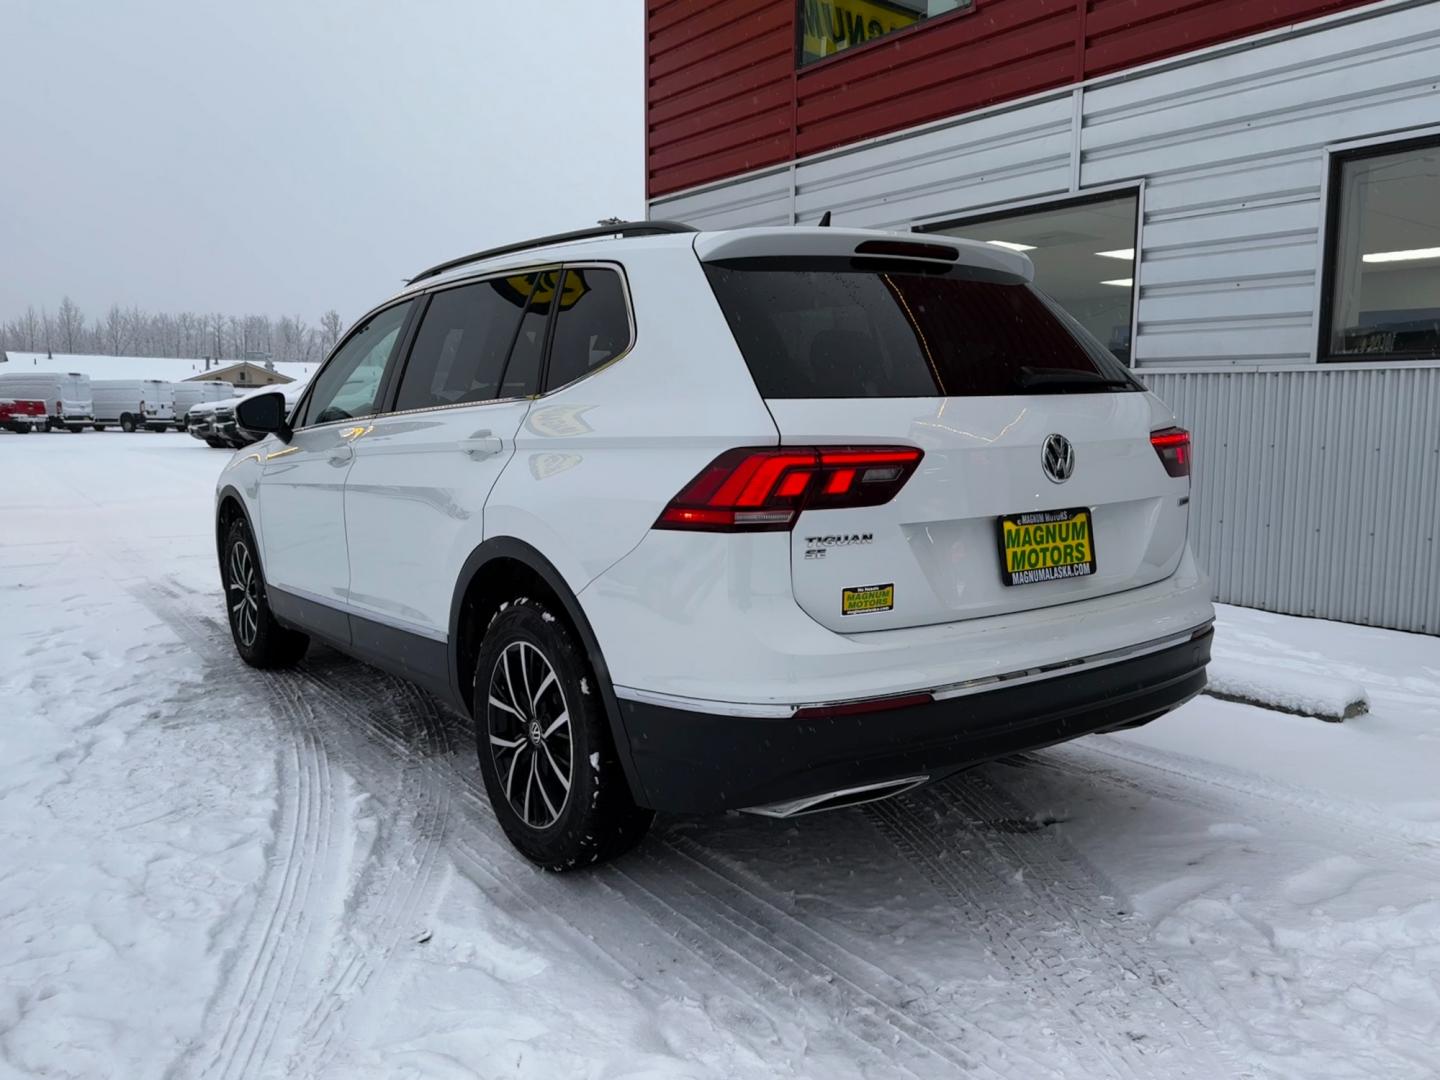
<box><xmin>613</xmin><ymin>619</ymin><xmax>1214</xmax><ymax>719</ymax></box>
<box><xmin>612</xmin><ymin>686</ymin><xmax>795</xmax><ymax>719</ymax></box>
<box><xmin>276</xmin><ymin>584</ymin><xmax>449</xmax><ymax>643</ymax></box>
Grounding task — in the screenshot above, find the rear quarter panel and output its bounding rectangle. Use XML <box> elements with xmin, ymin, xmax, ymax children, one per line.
<box><xmin>482</xmin><ymin>246</ymin><xmax>779</xmax><ymax>596</ymax></box>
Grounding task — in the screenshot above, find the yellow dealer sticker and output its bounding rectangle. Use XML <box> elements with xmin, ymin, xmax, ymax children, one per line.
<box><xmin>842</xmin><ymin>583</ymin><xmax>894</xmax><ymax>616</ymax></box>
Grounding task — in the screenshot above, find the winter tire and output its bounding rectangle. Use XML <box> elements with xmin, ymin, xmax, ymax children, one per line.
<box><xmin>474</xmin><ymin>597</ymin><xmax>651</xmax><ymax>870</ymax></box>
<box><xmin>93</xmin><ymin>424</ymin><xmax>106</xmax><ymax>431</ymax></box>
<box><xmin>120</xmin><ymin>414</ymin><xmax>136</xmax><ymax>433</ymax></box>
<box><xmin>65</xmin><ymin>424</ymin><xmax>83</xmax><ymax>433</ymax></box>
<box><xmin>221</xmin><ymin>516</ymin><xmax>309</xmax><ymax>669</ymax></box>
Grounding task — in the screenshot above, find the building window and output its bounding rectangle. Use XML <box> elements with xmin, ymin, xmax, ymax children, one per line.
<box><xmin>924</xmin><ymin>190</ymin><xmax>1140</xmax><ymax>364</ymax></box>
<box><xmin>798</xmin><ymin>0</ymin><xmax>973</xmax><ymax>65</ymax></box>
<box><xmin>1323</xmin><ymin>137</ymin><xmax>1440</xmax><ymax>361</ymax></box>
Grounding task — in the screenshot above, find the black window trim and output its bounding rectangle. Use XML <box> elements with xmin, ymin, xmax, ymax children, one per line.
<box><xmin>372</xmin><ymin>259</ymin><xmax>638</xmax><ymax>417</ymax></box>
<box><xmin>377</xmin><ymin>263</ymin><xmax>561</xmax><ymax>417</ymax></box>
<box><xmin>291</xmin><ymin>297</ymin><xmax>421</xmax><ymax>432</ymax></box>
<box><xmin>794</xmin><ymin>0</ymin><xmax>978</xmax><ymax>71</ymax></box>
<box><xmin>913</xmin><ymin>185</ymin><xmax>1143</xmax><ymax>369</ymax></box>
<box><xmin>1317</xmin><ymin>131</ymin><xmax>1440</xmax><ymax>365</ymax></box>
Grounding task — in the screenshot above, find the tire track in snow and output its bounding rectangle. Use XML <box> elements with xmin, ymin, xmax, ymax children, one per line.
<box><xmin>139</xmin><ymin>581</ymin><xmax>456</xmax><ymax>1080</ymax></box>
<box><xmin>631</xmin><ymin>831</ymin><xmax>1067</xmax><ymax>1079</ymax></box>
<box><xmin>866</xmin><ymin>768</ymin><xmax>1245</xmax><ymax>1079</ymax></box>
<box><xmin>414</xmin><ymin>721</ymin><xmax>1017</xmax><ymax>1077</ymax></box>
<box><xmin>1038</xmin><ymin>738</ymin><xmax>1440</xmax><ymax>870</ymax></box>
<box><xmin>136</xmin><ymin>585</ymin><xmax>354</xmax><ymax>1080</ymax></box>
<box><xmin>280</xmin><ymin>665</ymin><xmax>455</xmax><ymax>1077</ymax></box>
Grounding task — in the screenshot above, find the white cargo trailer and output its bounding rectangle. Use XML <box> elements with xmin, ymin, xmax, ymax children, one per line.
<box><xmin>171</xmin><ymin>380</ymin><xmax>234</xmax><ymax>429</ymax></box>
<box><xmin>90</xmin><ymin>379</ymin><xmax>176</xmax><ymax>432</ymax></box>
<box><xmin>0</xmin><ymin>371</ymin><xmax>94</xmax><ymax>431</ymax></box>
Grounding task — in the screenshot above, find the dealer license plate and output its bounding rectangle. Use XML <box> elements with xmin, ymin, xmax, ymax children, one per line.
<box><xmin>997</xmin><ymin>508</ymin><xmax>1097</xmax><ymax>586</ymax></box>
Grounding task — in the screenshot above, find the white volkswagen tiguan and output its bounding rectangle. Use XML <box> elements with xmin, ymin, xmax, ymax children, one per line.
<box><xmin>217</xmin><ymin>222</ymin><xmax>1213</xmax><ymax>869</ymax></box>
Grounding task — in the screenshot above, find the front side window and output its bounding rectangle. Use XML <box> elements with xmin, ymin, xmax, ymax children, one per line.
<box><xmin>394</xmin><ymin>279</ymin><xmax>530</xmax><ymax>411</ymax></box>
<box><xmin>705</xmin><ymin>258</ymin><xmax>1138</xmax><ymax>399</ymax></box>
<box><xmin>1324</xmin><ymin>138</ymin><xmax>1440</xmax><ymax>361</ymax></box>
<box><xmin>300</xmin><ymin>301</ymin><xmax>413</xmax><ymax>427</ymax></box>
<box><xmin>799</xmin><ymin>0</ymin><xmax>973</xmax><ymax>65</ymax></box>
<box><xmin>931</xmin><ymin>190</ymin><xmax>1139</xmax><ymax>364</ymax></box>
<box><xmin>544</xmin><ymin>268</ymin><xmax>632</xmax><ymax>391</ymax></box>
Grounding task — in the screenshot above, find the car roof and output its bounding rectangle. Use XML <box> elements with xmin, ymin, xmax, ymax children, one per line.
<box><xmin>389</xmin><ymin>224</ymin><xmax>1033</xmax><ymax>304</ymax></box>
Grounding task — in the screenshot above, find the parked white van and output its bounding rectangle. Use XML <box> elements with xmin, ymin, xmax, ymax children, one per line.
<box><xmin>171</xmin><ymin>380</ymin><xmax>234</xmax><ymax>430</ymax></box>
<box><xmin>91</xmin><ymin>379</ymin><xmax>176</xmax><ymax>432</ymax></box>
<box><xmin>0</xmin><ymin>371</ymin><xmax>94</xmax><ymax>432</ymax></box>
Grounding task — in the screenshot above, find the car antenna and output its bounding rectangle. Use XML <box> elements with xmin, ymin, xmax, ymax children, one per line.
<box><xmin>817</xmin><ymin>211</ymin><xmax>832</xmax><ymax>227</ymax></box>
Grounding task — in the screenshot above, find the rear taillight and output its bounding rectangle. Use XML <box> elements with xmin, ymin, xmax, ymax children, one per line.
<box><xmin>655</xmin><ymin>446</ymin><xmax>924</xmax><ymax>532</ymax></box>
<box><xmin>1150</xmin><ymin>427</ymin><xmax>1190</xmax><ymax>478</ymax></box>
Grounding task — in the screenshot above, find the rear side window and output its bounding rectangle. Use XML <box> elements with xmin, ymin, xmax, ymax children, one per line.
<box><xmin>544</xmin><ymin>267</ymin><xmax>631</xmax><ymax>391</ymax></box>
<box><xmin>395</xmin><ymin>279</ymin><xmax>530</xmax><ymax>410</ymax></box>
<box><xmin>703</xmin><ymin>260</ymin><xmax>1139</xmax><ymax>398</ymax></box>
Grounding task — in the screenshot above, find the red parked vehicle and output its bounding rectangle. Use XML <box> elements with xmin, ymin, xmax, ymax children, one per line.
<box><xmin>0</xmin><ymin>398</ymin><xmax>48</xmax><ymax>433</ymax></box>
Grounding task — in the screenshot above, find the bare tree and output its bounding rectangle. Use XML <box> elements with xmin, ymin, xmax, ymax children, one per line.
<box><xmin>104</xmin><ymin>304</ymin><xmax>129</xmax><ymax>355</ymax></box>
<box><xmin>319</xmin><ymin>309</ymin><xmax>343</xmax><ymax>355</ymax></box>
<box><xmin>55</xmin><ymin>296</ymin><xmax>84</xmax><ymax>354</ymax></box>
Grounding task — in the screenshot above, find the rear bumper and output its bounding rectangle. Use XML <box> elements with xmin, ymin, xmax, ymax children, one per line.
<box><xmin>617</xmin><ymin>627</ymin><xmax>1211</xmax><ymax>813</ymax></box>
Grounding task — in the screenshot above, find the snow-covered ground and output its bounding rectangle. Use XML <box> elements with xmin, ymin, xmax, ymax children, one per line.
<box><xmin>2</xmin><ymin>432</ymin><xmax>1437</xmax><ymax>1080</ymax></box>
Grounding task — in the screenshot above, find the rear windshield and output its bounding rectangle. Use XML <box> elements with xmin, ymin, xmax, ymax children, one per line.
<box><xmin>703</xmin><ymin>258</ymin><xmax>1140</xmax><ymax>398</ymax></box>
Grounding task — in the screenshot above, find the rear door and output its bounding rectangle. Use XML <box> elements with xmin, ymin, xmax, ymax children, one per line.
<box><xmin>342</xmin><ymin>270</ymin><xmax>553</xmax><ymax>640</ymax></box>
<box><xmin>699</xmin><ymin>236</ymin><xmax>1190</xmax><ymax>633</ymax></box>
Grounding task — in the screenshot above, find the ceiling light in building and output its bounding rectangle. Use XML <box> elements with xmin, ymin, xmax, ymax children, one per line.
<box><xmin>1096</xmin><ymin>248</ymin><xmax>1135</xmax><ymax>260</ymax></box>
<box><xmin>1100</xmin><ymin>278</ymin><xmax>1134</xmax><ymax>287</ymax></box>
<box><xmin>985</xmin><ymin>240</ymin><xmax>1036</xmax><ymax>252</ymax></box>
<box><xmin>1361</xmin><ymin>247</ymin><xmax>1440</xmax><ymax>263</ymax></box>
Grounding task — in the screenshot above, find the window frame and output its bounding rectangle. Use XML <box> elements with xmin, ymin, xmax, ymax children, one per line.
<box><xmin>913</xmin><ymin>184</ymin><xmax>1144</xmax><ymax>368</ymax></box>
<box><xmin>1317</xmin><ymin>131</ymin><xmax>1440</xmax><ymax>365</ymax></box>
<box><xmin>290</xmin><ymin>298</ymin><xmax>420</xmax><ymax>431</ymax></box>
<box><xmin>379</xmin><ymin>266</ymin><xmax>565</xmax><ymax>416</ymax></box>
<box><xmin>538</xmin><ymin>262</ymin><xmax>638</xmax><ymax>395</ymax></box>
<box><xmin>794</xmin><ymin>0</ymin><xmax>977</xmax><ymax>71</ymax></box>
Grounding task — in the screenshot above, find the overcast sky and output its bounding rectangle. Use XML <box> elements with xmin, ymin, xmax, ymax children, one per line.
<box><xmin>0</xmin><ymin>1</ymin><xmax>643</xmax><ymax>325</ymax></box>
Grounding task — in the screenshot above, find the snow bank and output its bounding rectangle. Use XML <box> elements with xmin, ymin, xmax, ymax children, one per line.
<box><xmin>1205</xmin><ymin>656</ymin><xmax>1368</xmax><ymax>721</ymax></box>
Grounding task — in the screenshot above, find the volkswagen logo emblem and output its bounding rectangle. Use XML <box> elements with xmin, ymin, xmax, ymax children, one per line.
<box><xmin>1042</xmin><ymin>433</ymin><xmax>1075</xmax><ymax>483</ymax></box>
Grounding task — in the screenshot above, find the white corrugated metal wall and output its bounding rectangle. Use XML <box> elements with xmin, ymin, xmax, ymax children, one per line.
<box><xmin>1144</xmin><ymin>365</ymin><xmax>1440</xmax><ymax>633</ymax></box>
<box><xmin>652</xmin><ymin>0</ymin><xmax>1440</xmax><ymax>634</ymax></box>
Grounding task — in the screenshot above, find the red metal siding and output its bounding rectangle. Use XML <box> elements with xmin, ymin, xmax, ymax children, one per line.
<box><xmin>1083</xmin><ymin>0</ymin><xmax>1383</xmax><ymax>75</ymax></box>
<box><xmin>646</xmin><ymin>0</ymin><xmax>796</xmax><ymax>199</ymax></box>
<box><xmin>794</xmin><ymin>0</ymin><xmax>1077</xmax><ymax>158</ymax></box>
<box><xmin>647</xmin><ymin>0</ymin><xmax>1384</xmax><ymax>198</ymax></box>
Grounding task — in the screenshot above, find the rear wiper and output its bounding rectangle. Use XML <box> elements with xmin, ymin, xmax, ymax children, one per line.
<box><xmin>1017</xmin><ymin>367</ymin><xmax>1136</xmax><ymax>391</ymax></box>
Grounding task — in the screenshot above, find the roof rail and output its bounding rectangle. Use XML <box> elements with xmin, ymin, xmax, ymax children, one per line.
<box><xmin>405</xmin><ymin>220</ymin><xmax>699</xmax><ymax>286</ymax></box>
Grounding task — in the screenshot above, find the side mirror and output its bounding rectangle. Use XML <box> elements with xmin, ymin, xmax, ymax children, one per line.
<box><xmin>234</xmin><ymin>391</ymin><xmax>292</xmax><ymax>442</ymax></box>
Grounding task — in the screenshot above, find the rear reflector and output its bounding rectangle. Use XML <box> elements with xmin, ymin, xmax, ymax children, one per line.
<box><xmin>1150</xmin><ymin>427</ymin><xmax>1190</xmax><ymax>478</ymax></box>
<box><xmin>655</xmin><ymin>446</ymin><xmax>924</xmax><ymax>532</ymax></box>
<box><xmin>793</xmin><ymin>691</ymin><xmax>934</xmax><ymax>719</ymax></box>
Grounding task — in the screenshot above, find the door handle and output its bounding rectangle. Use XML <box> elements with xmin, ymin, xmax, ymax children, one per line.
<box><xmin>329</xmin><ymin>444</ymin><xmax>354</xmax><ymax>466</ymax></box>
<box><xmin>460</xmin><ymin>429</ymin><xmax>504</xmax><ymax>461</ymax></box>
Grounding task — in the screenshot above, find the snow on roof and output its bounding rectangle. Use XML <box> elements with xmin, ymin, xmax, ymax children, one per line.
<box><xmin>0</xmin><ymin>352</ymin><xmax>316</xmax><ymax>385</ymax></box>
